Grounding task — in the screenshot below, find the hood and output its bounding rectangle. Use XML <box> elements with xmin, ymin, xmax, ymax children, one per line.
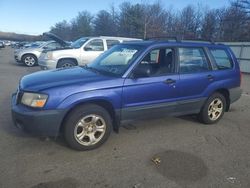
<box><xmin>43</xmin><ymin>32</ymin><xmax>70</xmax><ymax>47</ymax></box>
<box><xmin>20</xmin><ymin>67</ymin><xmax>116</xmax><ymax>91</ymax></box>
<box><xmin>17</xmin><ymin>47</ymin><xmax>41</xmax><ymax>54</ymax></box>
<box><xmin>43</xmin><ymin>46</ymin><xmax>73</xmax><ymax>52</ymax></box>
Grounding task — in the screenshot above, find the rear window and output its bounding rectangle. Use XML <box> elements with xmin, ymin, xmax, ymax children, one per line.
<box><xmin>179</xmin><ymin>48</ymin><xmax>210</xmax><ymax>73</ymax></box>
<box><xmin>209</xmin><ymin>48</ymin><xmax>233</xmax><ymax>69</ymax></box>
<box><xmin>106</xmin><ymin>40</ymin><xmax>120</xmax><ymax>49</ymax></box>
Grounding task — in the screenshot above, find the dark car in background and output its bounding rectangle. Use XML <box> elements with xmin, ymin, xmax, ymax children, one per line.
<box><xmin>0</xmin><ymin>41</ymin><xmax>5</xmax><ymax>48</ymax></box>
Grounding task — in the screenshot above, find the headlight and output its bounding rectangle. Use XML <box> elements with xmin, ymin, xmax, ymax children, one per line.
<box><xmin>21</xmin><ymin>92</ymin><xmax>48</xmax><ymax>108</ymax></box>
<box><xmin>45</xmin><ymin>52</ymin><xmax>53</xmax><ymax>60</ymax></box>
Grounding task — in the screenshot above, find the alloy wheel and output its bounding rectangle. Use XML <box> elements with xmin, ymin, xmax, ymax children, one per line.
<box><xmin>24</xmin><ymin>56</ymin><xmax>35</xmax><ymax>66</ymax></box>
<box><xmin>74</xmin><ymin>114</ymin><xmax>106</xmax><ymax>146</ymax></box>
<box><xmin>208</xmin><ymin>98</ymin><xmax>223</xmax><ymax>121</ymax></box>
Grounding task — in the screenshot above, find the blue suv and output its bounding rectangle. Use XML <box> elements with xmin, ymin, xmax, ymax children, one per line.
<box><xmin>11</xmin><ymin>39</ymin><xmax>242</xmax><ymax>150</ymax></box>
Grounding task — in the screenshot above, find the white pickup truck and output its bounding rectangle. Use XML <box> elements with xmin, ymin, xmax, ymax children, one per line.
<box><xmin>38</xmin><ymin>33</ymin><xmax>141</xmax><ymax>69</ymax></box>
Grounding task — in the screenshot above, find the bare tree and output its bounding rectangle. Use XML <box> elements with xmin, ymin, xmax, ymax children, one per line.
<box><xmin>201</xmin><ymin>9</ymin><xmax>219</xmax><ymax>40</ymax></box>
<box><xmin>50</xmin><ymin>20</ymin><xmax>72</xmax><ymax>41</ymax></box>
<box><xmin>174</xmin><ymin>5</ymin><xmax>201</xmax><ymax>39</ymax></box>
<box><xmin>142</xmin><ymin>2</ymin><xmax>168</xmax><ymax>39</ymax></box>
<box><xmin>48</xmin><ymin>0</ymin><xmax>250</xmax><ymax>42</ymax></box>
<box><xmin>94</xmin><ymin>10</ymin><xmax>114</xmax><ymax>36</ymax></box>
<box><xmin>220</xmin><ymin>1</ymin><xmax>249</xmax><ymax>41</ymax></box>
<box><xmin>118</xmin><ymin>2</ymin><xmax>144</xmax><ymax>38</ymax></box>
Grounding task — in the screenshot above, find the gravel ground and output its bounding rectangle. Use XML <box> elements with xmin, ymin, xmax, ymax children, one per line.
<box><xmin>0</xmin><ymin>47</ymin><xmax>250</xmax><ymax>188</ymax></box>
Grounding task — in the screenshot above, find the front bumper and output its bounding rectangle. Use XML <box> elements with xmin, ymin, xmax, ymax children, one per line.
<box><xmin>14</xmin><ymin>54</ymin><xmax>22</xmax><ymax>62</ymax></box>
<box><xmin>38</xmin><ymin>59</ymin><xmax>57</xmax><ymax>70</ymax></box>
<box><xmin>11</xmin><ymin>94</ymin><xmax>67</xmax><ymax>137</ymax></box>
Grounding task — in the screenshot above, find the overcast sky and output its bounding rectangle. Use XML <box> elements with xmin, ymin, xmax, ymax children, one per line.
<box><xmin>0</xmin><ymin>0</ymin><xmax>230</xmax><ymax>35</ymax></box>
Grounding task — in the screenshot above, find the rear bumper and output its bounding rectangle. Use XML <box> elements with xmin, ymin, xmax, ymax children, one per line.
<box><xmin>229</xmin><ymin>87</ymin><xmax>242</xmax><ymax>104</ymax></box>
<box><xmin>11</xmin><ymin>94</ymin><xmax>67</xmax><ymax>137</ymax></box>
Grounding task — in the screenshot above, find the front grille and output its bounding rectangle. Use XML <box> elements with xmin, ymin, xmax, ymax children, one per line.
<box><xmin>40</xmin><ymin>66</ymin><xmax>48</xmax><ymax>70</ymax></box>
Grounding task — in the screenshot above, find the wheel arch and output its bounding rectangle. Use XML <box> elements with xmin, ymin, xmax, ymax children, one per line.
<box><xmin>213</xmin><ymin>88</ymin><xmax>230</xmax><ymax>112</ymax></box>
<box><xmin>59</xmin><ymin>99</ymin><xmax>120</xmax><ymax>134</ymax></box>
<box><xmin>56</xmin><ymin>58</ymin><xmax>78</xmax><ymax>68</ymax></box>
<box><xmin>21</xmin><ymin>53</ymin><xmax>38</xmax><ymax>62</ymax></box>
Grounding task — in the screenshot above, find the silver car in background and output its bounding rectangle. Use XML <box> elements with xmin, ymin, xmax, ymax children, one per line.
<box><xmin>38</xmin><ymin>34</ymin><xmax>141</xmax><ymax>69</ymax></box>
<box><xmin>14</xmin><ymin>35</ymin><xmax>69</xmax><ymax>67</ymax></box>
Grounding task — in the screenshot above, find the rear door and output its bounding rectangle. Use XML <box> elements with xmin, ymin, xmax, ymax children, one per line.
<box><xmin>208</xmin><ymin>47</ymin><xmax>239</xmax><ymax>85</ymax></box>
<box><xmin>122</xmin><ymin>47</ymin><xmax>180</xmax><ymax>120</ymax></box>
<box><xmin>177</xmin><ymin>47</ymin><xmax>215</xmax><ymax>113</ymax></box>
<box><xmin>106</xmin><ymin>39</ymin><xmax>120</xmax><ymax>50</ymax></box>
<box><xmin>81</xmin><ymin>39</ymin><xmax>105</xmax><ymax>64</ymax></box>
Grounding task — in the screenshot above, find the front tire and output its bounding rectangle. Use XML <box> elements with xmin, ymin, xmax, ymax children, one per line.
<box><xmin>63</xmin><ymin>104</ymin><xmax>112</xmax><ymax>151</ymax></box>
<box><xmin>57</xmin><ymin>59</ymin><xmax>76</xmax><ymax>68</ymax></box>
<box><xmin>22</xmin><ymin>54</ymin><xmax>37</xmax><ymax>67</ymax></box>
<box><xmin>198</xmin><ymin>93</ymin><xmax>226</xmax><ymax>124</ymax></box>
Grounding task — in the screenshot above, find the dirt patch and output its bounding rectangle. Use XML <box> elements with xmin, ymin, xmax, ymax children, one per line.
<box><xmin>152</xmin><ymin>150</ymin><xmax>208</xmax><ymax>183</ymax></box>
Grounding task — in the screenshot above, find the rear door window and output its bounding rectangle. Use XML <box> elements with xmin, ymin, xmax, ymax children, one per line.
<box><xmin>179</xmin><ymin>48</ymin><xmax>210</xmax><ymax>73</ymax></box>
<box><xmin>209</xmin><ymin>48</ymin><xmax>233</xmax><ymax>69</ymax></box>
<box><xmin>106</xmin><ymin>40</ymin><xmax>120</xmax><ymax>49</ymax></box>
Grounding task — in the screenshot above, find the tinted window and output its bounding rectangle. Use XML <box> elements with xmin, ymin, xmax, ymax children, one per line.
<box><xmin>85</xmin><ymin>39</ymin><xmax>104</xmax><ymax>51</ymax></box>
<box><xmin>106</xmin><ymin>40</ymin><xmax>120</xmax><ymax>49</ymax></box>
<box><xmin>179</xmin><ymin>48</ymin><xmax>209</xmax><ymax>73</ymax></box>
<box><xmin>210</xmin><ymin>48</ymin><xmax>233</xmax><ymax>69</ymax></box>
<box><xmin>135</xmin><ymin>48</ymin><xmax>175</xmax><ymax>77</ymax></box>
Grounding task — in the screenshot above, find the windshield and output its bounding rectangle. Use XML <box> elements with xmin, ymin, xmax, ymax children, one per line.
<box><xmin>71</xmin><ymin>37</ymin><xmax>89</xmax><ymax>48</ymax></box>
<box><xmin>87</xmin><ymin>44</ymin><xmax>145</xmax><ymax>77</ymax></box>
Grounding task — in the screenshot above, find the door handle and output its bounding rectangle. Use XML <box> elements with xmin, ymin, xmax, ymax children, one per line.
<box><xmin>207</xmin><ymin>75</ymin><xmax>214</xmax><ymax>81</ymax></box>
<box><xmin>164</xmin><ymin>79</ymin><xmax>176</xmax><ymax>84</ymax></box>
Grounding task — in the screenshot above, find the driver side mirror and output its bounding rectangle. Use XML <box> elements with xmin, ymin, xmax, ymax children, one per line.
<box><xmin>132</xmin><ymin>64</ymin><xmax>152</xmax><ymax>79</ymax></box>
<box><xmin>43</xmin><ymin>46</ymin><xmax>48</xmax><ymax>50</ymax></box>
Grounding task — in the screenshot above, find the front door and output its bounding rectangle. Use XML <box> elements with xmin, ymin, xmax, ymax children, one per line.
<box><xmin>122</xmin><ymin>47</ymin><xmax>180</xmax><ymax>120</ymax></box>
<box><xmin>81</xmin><ymin>39</ymin><xmax>105</xmax><ymax>64</ymax></box>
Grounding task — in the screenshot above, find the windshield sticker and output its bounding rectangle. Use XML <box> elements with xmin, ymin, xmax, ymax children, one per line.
<box><xmin>119</xmin><ymin>49</ymin><xmax>137</xmax><ymax>56</ymax></box>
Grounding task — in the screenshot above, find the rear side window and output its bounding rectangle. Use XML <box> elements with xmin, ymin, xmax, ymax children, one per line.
<box><xmin>179</xmin><ymin>48</ymin><xmax>210</xmax><ymax>73</ymax></box>
<box><xmin>106</xmin><ymin>40</ymin><xmax>120</xmax><ymax>49</ymax></box>
<box><xmin>209</xmin><ymin>48</ymin><xmax>233</xmax><ymax>69</ymax></box>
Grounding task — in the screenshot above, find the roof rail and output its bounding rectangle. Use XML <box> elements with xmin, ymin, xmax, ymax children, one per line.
<box><xmin>145</xmin><ymin>36</ymin><xmax>181</xmax><ymax>42</ymax></box>
<box><xmin>182</xmin><ymin>38</ymin><xmax>215</xmax><ymax>44</ymax></box>
<box><xmin>99</xmin><ymin>36</ymin><xmax>141</xmax><ymax>40</ymax></box>
<box><xmin>145</xmin><ymin>36</ymin><xmax>215</xmax><ymax>44</ymax></box>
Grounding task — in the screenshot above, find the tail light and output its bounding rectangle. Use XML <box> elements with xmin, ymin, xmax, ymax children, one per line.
<box><xmin>240</xmin><ymin>71</ymin><xmax>242</xmax><ymax>87</ymax></box>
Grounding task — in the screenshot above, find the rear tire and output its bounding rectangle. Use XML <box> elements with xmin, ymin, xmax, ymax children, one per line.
<box><xmin>22</xmin><ymin>54</ymin><xmax>37</xmax><ymax>67</ymax></box>
<box><xmin>57</xmin><ymin>59</ymin><xmax>77</xmax><ymax>68</ymax></box>
<box><xmin>63</xmin><ymin>104</ymin><xmax>112</xmax><ymax>151</ymax></box>
<box><xmin>198</xmin><ymin>92</ymin><xmax>226</xmax><ymax>124</ymax></box>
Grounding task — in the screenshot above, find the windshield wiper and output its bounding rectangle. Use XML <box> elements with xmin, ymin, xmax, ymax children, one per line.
<box><xmin>82</xmin><ymin>64</ymin><xmax>101</xmax><ymax>74</ymax></box>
